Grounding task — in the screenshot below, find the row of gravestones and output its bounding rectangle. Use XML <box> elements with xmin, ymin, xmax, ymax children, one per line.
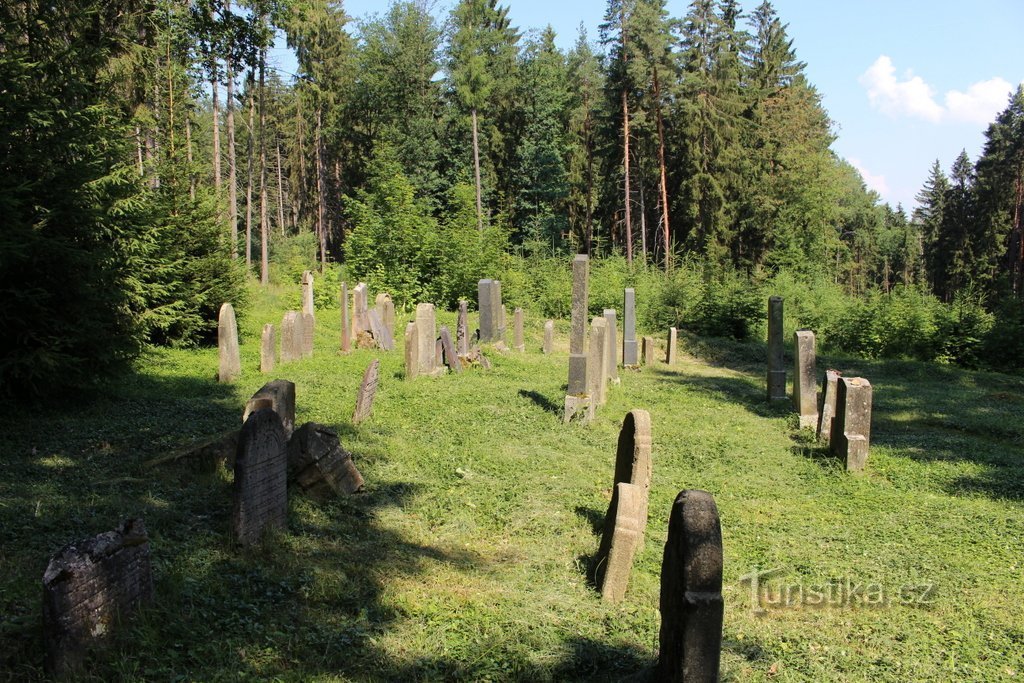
<box><xmin>41</xmin><ymin>378</ymin><xmax>368</xmax><ymax>678</ymax></box>
<box><xmin>765</xmin><ymin>296</ymin><xmax>875</xmax><ymax>473</ymax></box>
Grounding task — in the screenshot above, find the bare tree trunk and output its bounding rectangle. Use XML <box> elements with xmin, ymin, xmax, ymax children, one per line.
<box><xmin>245</xmin><ymin>69</ymin><xmax>254</xmax><ymax>273</ymax></box>
<box><xmin>186</xmin><ymin>113</ymin><xmax>195</xmax><ymax>200</ymax></box>
<box><xmin>224</xmin><ymin>0</ymin><xmax>238</xmax><ymax>257</ymax></box>
<box><xmin>316</xmin><ymin>106</ymin><xmax>326</xmax><ymax>268</ymax></box>
<box><xmin>471</xmin><ymin>107</ymin><xmax>483</xmax><ymax>232</ymax></box>
<box><xmin>653</xmin><ymin>65</ymin><xmax>671</xmax><ymax>270</ymax></box>
<box><xmin>622</xmin><ymin>88</ymin><xmax>633</xmax><ymax>265</ymax></box>
<box><xmin>584</xmin><ymin>91</ymin><xmax>594</xmax><ymax>256</ymax></box>
<box><xmin>259</xmin><ymin>50</ymin><xmax>269</xmax><ymax>285</ymax></box>
<box><xmin>135</xmin><ymin>125</ymin><xmax>144</xmax><ymax>176</ymax></box>
<box><xmin>296</xmin><ymin>93</ymin><xmax>306</xmax><ymax>231</ymax></box>
<box><xmin>212</xmin><ymin>74</ymin><xmax>221</xmax><ymax>192</ymax></box>
<box><xmin>639</xmin><ymin>182</ymin><xmax>648</xmax><ymax>262</ymax></box>
<box><xmin>276</xmin><ymin>140</ymin><xmax>285</xmax><ymax>235</ymax></box>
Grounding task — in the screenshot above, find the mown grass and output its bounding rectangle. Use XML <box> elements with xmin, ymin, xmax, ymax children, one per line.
<box><xmin>1</xmin><ymin>284</ymin><xmax>1023</xmax><ymax>681</ymax></box>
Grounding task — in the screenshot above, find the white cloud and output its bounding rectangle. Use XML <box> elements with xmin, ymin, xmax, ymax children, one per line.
<box><xmin>849</xmin><ymin>157</ymin><xmax>890</xmax><ymax>197</ymax></box>
<box><xmin>859</xmin><ymin>56</ymin><xmax>1016</xmax><ymax>125</ymax></box>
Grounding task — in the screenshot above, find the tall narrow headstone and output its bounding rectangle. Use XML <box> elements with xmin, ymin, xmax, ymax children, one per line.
<box><xmin>478</xmin><ymin>279</ymin><xmax>503</xmax><ymax>342</ymax></box>
<box><xmin>233</xmin><ymin>409</ymin><xmax>288</xmax><ymax>546</ymax></box>
<box><xmin>604</xmin><ymin>309</ymin><xmax>619</xmax><ymax>383</ymax></box>
<box><xmin>642</xmin><ymin>336</ymin><xmax>656</xmax><ymax>366</ymax></box>
<box><xmin>301</xmin><ymin>312</ymin><xmax>315</xmax><ymax>358</ymax></box>
<box><xmin>42</xmin><ymin>519</ymin><xmax>153</xmax><ymax>678</ymax></box>
<box><xmin>281</xmin><ymin>312</ymin><xmax>300</xmax><ymax>363</ymax></box>
<box><xmin>352</xmin><ymin>359</ymin><xmax>380</xmax><ymax>425</ymax></box>
<box><xmin>340</xmin><ymin>282</ymin><xmax>351</xmax><ymax>353</ymax></box>
<box><xmin>375</xmin><ymin>292</ymin><xmax>396</xmax><ymax>339</ymax></box>
<box><xmin>415</xmin><ymin>303</ymin><xmax>437</xmax><ymax>375</ymax></box>
<box><xmin>260</xmin><ymin>324</ymin><xmax>275</xmax><ymax>373</ymax></box>
<box><xmin>301</xmin><ymin>270</ymin><xmax>315</xmax><ymax>317</ymax></box>
<box><xmin>498</xmin><ymin>302</ymin><xmax>507</xmax><ymax>343</ymax></box>
<box><xmin>666</xmin><ymin>327</ymin><xmax>678</xmax><ymax>365</ymax></box>
<box><xmin>457</xmin><ymin>300</ymin><xmax>469</xmax><ymax>355</ymax></box>
<box><xmin>831</xmin><ymin>377</ymin><xmax>873</xmax><ymax>473</ymax></box>
<box><xmin>440</xmin><ymin>326</ymin><xmax>462</xmax><ymax>373</ymax></box>
<box><xmin>587</xmin><ymin>316</ymin><xmax>609</xmax><ymax>406</ymax></box>
<box><xmin>404</xmin><ymin>322</ymin><xmax>419</xmax><ymax>380</ymax></box>
<box><xmin>817</xmin><ymin>370</ymin><xmax>841</xmax><ymax>442</ymax></box>
<box><xmin>352</xmin><ymin>283</ymin><xmax>371</xmax><ymax>342</ymax></box>
<box><xmin>567</xmin><ymin>254</ymin><xmax>589</xmax><ymax>395</ymax></box>
<box><xmin>218</xmin><ymin>302</ymin><xmax>241</xmax><ymax>383</ymax></box>
<box><xmin>767</xmin><ymin>295</ymin><xmax>786</xmax><ymax>401</ymax></box>
<box><xmin>622</xmin><ymin>288</ymin><xmax>638</xmax><ymax>366</ymax></box>
<box><xmin>543</xmin><ymin>320</ymin><xmax>554</xmax><ymax>354</ymax></box>
<box><xmin>243</xmin><ymin>379</ymin><xmax>296</xmax><ymax>438</ymax></box>
<box><xmin>656</xmin><ymin>490</ymin><xmax>724</xmax><ymax>683</ymax></box>
<box><xmin>513</xmin><ymin>308</ymin><xmax>525</xmax><ymax>352</ymax></box>
<box><xmin>793</xmin><ymin>330</ymin><xmax>818</xmax><ymax>429</ymax></box>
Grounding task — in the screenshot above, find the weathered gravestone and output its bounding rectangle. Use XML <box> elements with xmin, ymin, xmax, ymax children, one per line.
<box><xmin>218</xmin><ymin>302</ymin><xmax>241</xmax><ymax>383</ymax></box>
<box><xmin>604</xmin><ymin>309</ymin><xmax>619</xmax><ymax>383</ymax></box>
<box><xmin>543</xmin><ymin>320</ymin><xmax>554</xmax><ymax>354</ymax></box>
<box><xmin>301</xmin><ymin>270</ymin><xmax>315</xmax><ymax>317</ymax></box>
<box><xmin>243</xmin><ymin>379</ymin><xmax>296</xmax><ymax>438</ymax></box>
<box><xmin>767</xmin><ymin>295</ymin><xmax>786</xmax><ymax>401</ymax></box>
<box><xmin>831</xmin><ymin>377</ymin><xmax>873</xmax><ymax>473</ymax></box>
<box><xmin>415</xmin><ymin>303</ymin><xmax>439</xmax><ymax>376</ymax></box>
<box><xmin>352</xmin><ymin>359</ymin><xmax>380</xmax><ymax>425</ymax></box>
<box><xmin>287</xmin><ymin>423</ymin><xmax>365</xmax><ymax>497</ymax></box>
<box><xmin>564</xmin><ymin>255</ymin><xmax>592</xmax><ymax>423</ymax></box>
<box><xmin>478</xmin><ymin>279</ymin><xmax>503</xmax><ymax>342</ymax></box>
<box><xmin>793</xmin><ymin>330</ymin><xmax>818</xmax><ymax>429</ymax></box>
<box><xmin>457</xmin><ymin>300</ymin><xmax>469</xmax><ymax>355</ymax></box>
<box><xmin>595</xmin><ymin>409</ymin><xmax>653</xmax><ymax>603</ymax></box>
<box><xmin>588</xmin><ymin>316</ymin><xmax>609</xmax><ymax>406</ymax></box>
<box><xmin>656</xmin><ymin>490</ymin><xmax>724</xmax><ymax>683</ymax></box>
<box><xmin>666</xmin><ymin>327</ymin><xmax>678</xmax><ymax>366</ymax></box>
<box><xmin>367</xmin><ymin>308</ymin><xmax>395</xmax><ymax>351</ymax></box>
<box><xmin>301</xmin><ymin>312</ymin><xmax>315</xmax><ymax>358</ymax></box>
<box><xmin>642</xmin><ymin>336</ymin><xmax>656</xmax><ymax>366</ymax></box>
<box><xmin>404</xmin><ymin>322</ymin><xmax>419</xmax><ymax>380</ymax></box>
<box><xmin>375</xmin><ymin>292</ymin><xmax>396</xmax><ymax>339</ymax></box>
<box><xmin>340</xmin><ymin>282</ymin><xmax>351</xmax><ymax>353</ymax></box>
<box><xmin>260</xmin><ymin>324</ymin><xmax>275</xmax><ymax>373</ymax></box>
<box><xmin>233</xmin><ymin>409</ymin><xmax>288</xmax><ymax>546</ymax></box>
<box><xmin>280</xmin><ymin>311</ymin><xmax>300</xmax><ymax>364</ymax></box>
<box><xmin>623</xmin><ymin>288</ymin><xmax>638</xmax><ymax>366</ymax></box>
<box><xmin>513</xmin><ymin>308</ymin><xmax>525</xmax><ymax>352</ymax></box>
<box><xmin>439</xmin><ymin>326</ymin><xmax>462</xmax><ymax>373</ymax></box>
<box><xmin>498</xmin><ymin>304</ymin><xmax>508</xmax><ymax>344</ymax></box>
<box><xmin>352</xmin><ymin>283</ymin><xmax>372</xmax><ymax>346</ymax></box>
<box><xmin>42</xmin><ymin>519</ymin><xmax>153</xmax><ymax>678</ymax></box>
<box><xmin>817</xmin><ymin>370</ymin><xmax>841</xmax><ymax>442</ymax></box>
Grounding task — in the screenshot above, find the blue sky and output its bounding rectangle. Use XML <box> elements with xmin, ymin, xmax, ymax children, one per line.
<box><xmin>270</xmin><ymin>0</ymin><xmax>1024</xmax><ymax>212</ymax></box>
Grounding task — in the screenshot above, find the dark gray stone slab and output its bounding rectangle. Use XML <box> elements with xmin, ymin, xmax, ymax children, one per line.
<box><xmin>233</xmin><ymin>409</ymin><xmax>288</xmax><ymax>546</ymax></box>
<box><xmin>767</xmin><ymin>296</ymin><xmax>786</xmax><ymax>401</ymax></box>
<box><xmin>623</xmin><ymin>288</ymin><xmax>638</xmax><ymax>365</ymax></box>
<box><xmin>793</xmin><ymin>330</ymin><xmax>818</xmax><ymax>428</ymax></box>
<box><xmin>817</xmin><ymin>370</ymin><xmax>841</xmax><ymax>442</ymax></box>
<box><xmin>604</xmin><ymin>309</ymin><xmax>618</xmax><ymax>382</ymax></box>
<box><xmin>457</xmin><ymin>300</ymin><xmax>469</xmax><ymax>355</ymax></box>
<box><xmin>288</xmin><ymin>422</ymin><xmax>364</xmax><ymax>496</ymax></box>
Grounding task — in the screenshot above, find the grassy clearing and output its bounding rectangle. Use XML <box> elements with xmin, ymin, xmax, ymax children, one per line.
<box><xmin>2</xmin><ymin>286</ymin><xmax>1024</xmax><ymax>681</ymax></box>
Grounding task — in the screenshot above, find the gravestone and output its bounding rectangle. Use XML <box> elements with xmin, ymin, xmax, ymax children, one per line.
<box><xmin>587</xmin><ymin>316</ymin><xmax>609</xmax><ymax>406</ymax></box>
<box><xmin>218</xmin><ymin>302</ymin><xmax>241</xmax><ymax>383</ymax></box>
<box><xmin>233</xmin><ymin>409</ymin><xmax>288</xmax><ymax>546</ymax></box>
<box><xmin>301</xmin><ymin>270</ymin><xmax>315</xmax><ymax>317</ymax></box>
<box><xmin>457</xmin><ymin>300</ymin><xmax>469</xmax><ymax>355</ymax></box>
<box><xmin>793</xmin><ymin>330</ymin><xmax>818</xmax><ymax>429</ymax></box>
<box><xmin>767</xmin><ymin>295</ymin><xmax>786</xmax><ymax>401</ymax></box>
<box><xmin>368</xmin><ymin>308</ymin><xmax>395</xmax><ymax>351</ymax></box>
<box><xmin>666</xmin><ymin>327</ymin><xmax>678</xmax><ymax>365</ymax></box>
<box><xmin>352</xmin><ymin>359</ymin><xmax>380</xmax><ymax>425</ymax></box>
<box><xmin>656</xmin><ymin>490</ymin><xmax>724</xmax><ymax>683</ymax></box>
<box><xmin>513</xmin><ymin>308</ymin><xmax>525</xmax><ymax>352</ymax></box>
<box><xmin>623</xmin><ymin>288</ymin><xmax>638</xmax><ymax>366</ymax></box>
<box><xmin>42</xmin><ymin>518</ymin><xmax>153</xmax><ymax>678</ymax></box>
<box><xmin>817</xmin><ymin>370</ymin><xmax>842</xmax><ymax>442</ymax></box>
<box><xmin>352</xmin><ymin>283</ymin><xmax>371</xmax><ymax>343</ymax></box>
<box><xmin>439</xmin><ymin>326</ymin><xmax>462</xmax><ymax>373</ymax></box>
<box><xmin>281</xmin><ymin>311</ymin><xmax>300</xmax><ymax>363</ymax></box>
<box><xmin>831</xmin><ymin>377</ymin><xmax>873</xmax><ymax>473</ymax></box>
<box><xmin>497</xmin><ymin>305</ymin><xmax>508</xmax><ymax>347</ymax></box>
<box><xmin>287</xmin><ymin>423</ymin><xmax>364</xmax><ymax>497</ymax></box>
<box><xmin>243</xmin><ymin>379</ymin><xmax>296</xmax><ymax>438</ymax></box>
<box><xmin>642</xmin><ymin>336</ymin><xmax>656</xmax><ymax>366</ymax></box>
<box><xmin>435</xmin><ymin>337</ymin><xmax>443</xmax><ymax>366</ymax></box>
<box><xmin>301</xmin><ymin>312</ymin><xmax>315</xmax><ymax>357</ymax></box>
<box><xmin>478</xmin><ymin>279</ymin><xmax>503</xmax><ymax>342</ymax></box>
<box><xmin>595</xmin><ymin>409</ymin><xmax>653</xmax><ymax>602</ymax></box>
<box><xmin>604</xmin><ymin>309</ymin><xmax>619</xmax><ymax>383</ymax></box>
<box><xmin>415</xmin><ymin>303</ymin><xmax>438</xmax><ymax>375</ymax></box>
<box><xmin>340</xmin><ymin>282</ymin><xmax>351</xmax><ymax>353</ymax></box>
<box><xmin>543</xmin><ymin>320</ymin><xmax>554</xmax><ymax>354</ymax></box>
<box><xmin>567</xmin><ymin>254</ymin><xmax>589</xmax><ymax>395</ymax></box>
<box><xmin>375</xmin><ymin>292</ymin><xmax>396</xmax><ymax>339</ymax></box>
<box><xmin>260</xmin><ymin>324</ymin><xmax>275</xmax><ymax>373</ymax></box>
<box><xmin>404</xmin><ymin>322</ymin><xmax>419</xmax><ymax>380</ymax></box>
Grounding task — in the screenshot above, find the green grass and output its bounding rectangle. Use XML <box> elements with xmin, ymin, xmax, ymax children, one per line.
<box><xmin>2</xmin><ymin>285</ymin><xmax>1024</xmax><ymax>681</ymax></box>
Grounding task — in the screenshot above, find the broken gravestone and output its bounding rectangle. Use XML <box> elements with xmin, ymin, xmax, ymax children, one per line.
<box><xmin>243</xmin><ymin>379</ymin><xmax>296</xmax><ymax>438</ymax></box>
<box><xmin>43</xmin><ymin>518</ymin><xmax>154</xmax><ymax>678</ymax></box>
<box><xmin>287</xmin><ymin>422</ymin><xmax>365</xmax><ymax>497</ymax></box>
<box><xmin>233</xmin><ymin>409</ymin><xmax>288</xmax><ymax>546</ymax></box>
<box><xmin>831</xmin><ymin>376</ymin><xmax>873</xmax><ymax>473</ymax></box>
<box><xmin>817</xmin><ymin>369</ymin><xmax>841</xmax><ymax>442</ymax></box>
<box><xmin>440</xmin><ymin>326</ymin><xmax>462</xmax><ymax>373</ymax></box>
<box><xmin>642</xmin><ymin>336</ymin><xmax>656</xmax><ymax>366</ymax></box>
<box><xmin>352</xmin><ymin>359</ymin><xmax>380</xmax><ymax>425</ymax></box>
<box><xmin>375</xmin><ymin>292</ymin><xmax>396</xmax><ymax>339</ymax></box>
<box><xmin>367</xmin><ymin>308</ymin><xmax>395</xmax><ymax>351</ymax></box>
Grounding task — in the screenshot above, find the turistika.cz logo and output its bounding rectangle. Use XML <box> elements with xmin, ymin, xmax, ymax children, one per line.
<box><xmin>738</xmin><ymin>567</ymin><xmax>937</xmax><ymax>614</ymax></box>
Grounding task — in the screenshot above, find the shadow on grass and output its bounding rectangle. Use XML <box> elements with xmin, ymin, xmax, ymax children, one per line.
<box><xmin>648</xmin><ymin>367</ymin><xmax>791</xmax><ymax>421</ymax></box>
<box><xmin>518</xmin><ymin>388</ymin><xmax>562</xmax><ymax>417</ymax></box>
<box><xmin>573</xmin><ymin>505</ymin><xmax>607</xmax><ymax>592</ymax></box>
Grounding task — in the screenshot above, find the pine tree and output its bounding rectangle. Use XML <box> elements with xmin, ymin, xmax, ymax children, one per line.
<box><xmin>914</xmin><ymin>159</ymin><xmax>950</xmax><ymax>294</ymax></box>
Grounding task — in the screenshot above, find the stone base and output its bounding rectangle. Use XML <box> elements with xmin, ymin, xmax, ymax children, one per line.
<box><xmin>622</xmin><ymin>340</ymin><xmax>638</xmax><ymax>366</ymax></box>
<box><xmin>563</xmin><ymin>395</ymin><xmax>595</xmax><ymax>424</ymax></box>
<box><xmin>845</xmin><ymin>434</ymin><xmax>869</xmax><ymax>473</ymax></box>
<box><xmin>567</xmin><ymin>353</ymin><xmax>588</xmax><ymax>395</ymax></box>
<box><xmin>798</xmin><ymin>413</ymin><xmax>818</xmax><ymax>430</ymax></box>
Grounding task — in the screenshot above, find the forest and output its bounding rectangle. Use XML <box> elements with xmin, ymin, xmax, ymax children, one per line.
<box><xmin>2</xmin><ymin>0</ymin><xmax>1023</xmax><ymax>396</ymax></box>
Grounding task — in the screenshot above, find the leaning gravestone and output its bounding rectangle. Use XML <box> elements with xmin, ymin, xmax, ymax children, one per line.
<box><xmin>543</xmin><ymin>320</ymin><xmax>554</xmax><ymax>354</ymax></box>
<box><xmin>831</xmin><ymin>377</ymin><xmax>873</xmax><ymax>473</ymax></box>
<box><xmin>42</xmin><ymin>518</ymin><xmax>154</xmax><ymax>678</ymax></box>
<box><xmin>415</xmin><ymin>303</ymin><xmax>439</xmax><ymax>375</ymax></box>
<box><xmin>340</xmin><ymin>282</ymin><xmax>351</xmax><ymax>353</ymax></box>
<box><xmin>287</xmin><ymin>422</ymin><xmax>365</xmax><ymax>497</ymax></box>
<box><xmin>301</xmin><ymin>270</ymin><xmax>315</xmax><ymax>317</ymax></box>
<box><xmin>666</xmin><ymin>327</ymin><xmax>678</xmax><ymax>366</ymax></box>
<box><xmin>656</xmin><ymin>490</ymin><xmax>724</xmax><ymax>683</ymax></box>
<box><xmin>817</xmin><ymin>370</ymin><xmax>841</xmax><ymax>442</ymax></box>
<box><xmin>642</xmin><ymin>336</ymin><xmax>656</xmax><ymax>366</ymax></box>
<box><xmin>623</xmin><ymin>288</ymin><xmax>638</xmax><ymax>366</ymax></box>
<box><xmin>233</xmin><ymin>409</ymin><xmax>288</xmax><ymax>546</ymax></box>
<box><xmin>367</xmin><ymin>308</ymin><xmax>395</xmax><ymax>351</ymax></box>
<box><xmin>440</xmin><ymin>326</ymin><xmax>462</xmax><ymax>373</ymax></box>
<box><xmin>513</xmin><ymin>308</ymin><xmax>525</xmax><ymax>352</ymax></box>
<box><xmin>793</xmin><ymin>330</ymin><xmax>818</xmax><ymax>429</ymax></box>
<box><xmin>243</xmin><ymin>379</ymin><xmax>296</xmax><ymax>438</ymax></box>
<box><xmin>375</xmin><ymin>292</ymin><xmax>396</xmax><ymax>339</ymax></box>
<box><xmin>595</xmin><ymin>409</ymin><xmax>653</xmax><ymax>603</ymax></box>
<box><xmin>587</xmin><ymin>316</ymin><xmax>609</xmax><ymax>406</ymax></box>
<box><xmin>767</xmin><ymin>295</ymin><xmax>786</xmax><ymax>401</ymax></box>
<box><xmin>260</xmin><ymin>323</ymin><xmax>275</xmax><ymax>373</ymax></box>
<box><xmin>352</xmin><ymin>359</ymin><xmax>380</xmax><ymax>425</ymax></box>
<box><xmin>404</xmin><ymin>322</ymin><xmax>419</xmax><ymax>380</ymax></box>
<box><xmin>457</xmin><ymin>300</ymin><xmax>469</xmax><ymax>355</ymax></box>
<box><xmin>604</xmin><ymin>309</ymin><xmax>619</xmax><ymax>383</ymax></box>
<box><xmin>301</xmin><ymin>312</ymin><xmax>315</xmax><ymax>358</ymax></box>
<box><xmin>218</xmin><ymin>302</ymin><xmax>241</xmax><ymax>383</ymax></box>
<box><xmin>281</xmin><ymin>311</ymin><xmax>300</xmax><ymax>364</ymax></box>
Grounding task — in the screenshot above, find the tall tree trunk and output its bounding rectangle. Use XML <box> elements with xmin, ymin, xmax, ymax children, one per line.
<box><xmin>259</xmin><ymin>49</ymin><xmax>269</xmax><ymax>285</ymax></box>
<box><xmin>315</xmin><ymin>106</ymin><xmax>326</xmax><ymax>268</ymax></box>
<box><xmin>296</xmin><ymin>92</ymin><xmax>306</xmax><ymax>231</ymax></box>
<box><xmin>622</xmin><ymin>88</ymin><xmax>633</xmax><ymax>265</ymax></box>
<box><xmin>224</xmin><ymin>0</ymin><xmax>238</xmax><ymax>258</ymax></box>
<box><xmin>584</xmin><ymin>91</ymin><xmax>594</xmax><ymax>256</ymax></box>
<box><xmin>245</xmin><ymin>69</ymin><xmax>254</xmax><ymax>273</ymax></box>
<box><xmin>186</xmin><ymin>113</ymin><xmax>195</xmax><ymax>200</ymax></box>
<box><xmin>471</xmin><ymin>107</ymin><xmax>483</xmax><ymax>232</ymax></box>
<box><xmin>211</xmin><ymin>74</ymin><xmax>221</xmax><ymax>192</ymax></box>
<box><xmin>653</xmin><ymin>65</ymin><xmax>671</xmax><ymax>270</ymax></box>
<box><xmin>276</xmin><ymin>140</ymin><xmax>286</xmax><ymax>236</ymax></box>
<box><xmin>639</xmin><ymin>182</ymin><xmax>648</xmax><ymax>262</ymax></box>
<box><xmin>1013</xmin><ymin>176</ymin><xmax>1023</xmax><ymax>296</ymax></box>
<box><xmin>135</xmin><ymin>125</ymin><xmax>144</xmax><ymax>176</ymax></box>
